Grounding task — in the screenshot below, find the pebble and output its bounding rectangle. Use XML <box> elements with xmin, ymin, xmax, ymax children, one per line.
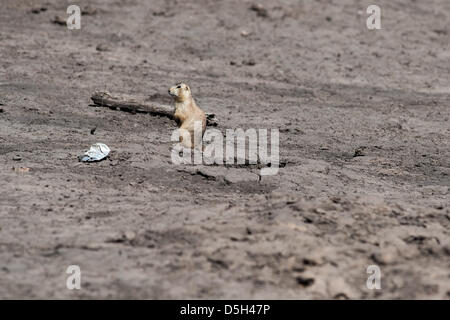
<box><xmin>124</xmin><ymin>231</ymin><xmax>136</xmax><ymax>241</ymax></box>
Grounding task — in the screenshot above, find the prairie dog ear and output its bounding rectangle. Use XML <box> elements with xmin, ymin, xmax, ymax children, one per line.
<box><xmin>185</xmin><ymin>85</ymin><xmax>190</xmax><ymax>91</ymax></box>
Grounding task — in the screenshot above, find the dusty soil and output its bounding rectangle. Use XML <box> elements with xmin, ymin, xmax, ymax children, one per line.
<box><xmin>0</xmin><ymin>0</ymin><xmax>449</xmax><ymax>299</ymax></box>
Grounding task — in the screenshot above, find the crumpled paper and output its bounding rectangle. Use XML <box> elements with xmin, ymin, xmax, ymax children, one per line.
<box><xmin>79</xmin><ymin>143</ymin><xmax>110</xmax><ymax>162</ymax></box>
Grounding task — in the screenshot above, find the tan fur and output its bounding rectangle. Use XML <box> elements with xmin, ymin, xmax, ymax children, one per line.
<box><xmin>169</xmin><ymin>83</ymin><xmax>206</xmax><ymax>149</ymax></box>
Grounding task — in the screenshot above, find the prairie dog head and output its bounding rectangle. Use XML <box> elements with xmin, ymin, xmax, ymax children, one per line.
<box><xmin>168</xmin><ymin>82</ymin><xmax>192</xmax><ymax>102</ymax></box>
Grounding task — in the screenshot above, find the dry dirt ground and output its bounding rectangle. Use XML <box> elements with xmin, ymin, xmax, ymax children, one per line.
<box><xmin>0</xmin><ymin>0</ymin><xmax>449</xmax><ymax>299</ymax></box>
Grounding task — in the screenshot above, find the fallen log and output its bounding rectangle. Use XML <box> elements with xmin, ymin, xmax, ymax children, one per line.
<box><xmin>90</xmin><ymin>91</ymin><xmax>218</xmax><ymax>126</ymax></box>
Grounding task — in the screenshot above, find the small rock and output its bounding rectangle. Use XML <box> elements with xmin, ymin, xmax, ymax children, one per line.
<box><xmin>313</xmin><ymin>208</ymin><xmax>327</xmax><ymax>215</ymax></box>
<box><xmin>82</xmin><ymin>6</ymin><xmax>97</xmax><ymax>16</ymax></box>
<box><xmin>296</xmin><ymin>276</ymin><xmax>314</xmax><ymax>287</ymax></box>
<box><xmin>12</xmin><ymin>155</ymin><xmax>22</xmax><ymax>161</ymax></box>
<box><xmin>303</xmin><ymin>253</ymin><xmax>325</xmax><ymax>266</ymax></box>
<box><xmin>82</xmin><ymin>243</ymin><xmax>101</xmax><ymax>250</ymax></box>
<box><xmin>152</xmin><ymin>11</ymin><xmax>166</xmax><ymax>17</ymax></box>
<box><xmin>52</xmin><ymin>16</ymin><xmax>66</xmax><ymax>26</ymax></box>
<box><xmin>353</xmin><ymin>146</ymin><xmax>366</xmax><ymax>157</ymax></box>
<box><xmin>96</xmin><ymin>44</ymin><xmax>110</xmax><ymax>52</ymax></box>
<box><xmin>196</xmin><ymin>168</ymin><xmax>220</xmax><ymax>181</ymax></box>
<box><xmin>371</xmin><ymin>247</ymin><xmax>398</xmax><ymax>265</ymax></box>
<box><xmin>433</xmin><ymin>29</ymin><xmax>447</xmax><ymax>35</ymax></box>
<box><xmin>31</xmin><ymin>7</ymin><xmax>47</xmax><ymax>14</ymax></box>
<box><xmin>250</xmin><ymin>4</ymin><xmax>268</xmax><ymax>18</ymax></box>
<box><xmin>240</xmin><ymin>30</ymin><xmax>251</xmax><ymax>37</ymax></box>
<box><xmin>124</xmin><ymin>231</ymin><xmax>136</xmax><ymax>241</ymax></box>
<box><xmin>242</xmin><ymin>59</ymin><xmax>256</xmax><ymax>66</ymax></box>
<box><xmin>331</xmin><ymin>196</ymin><xmax>341</xmax><ymax>203</ymax></box>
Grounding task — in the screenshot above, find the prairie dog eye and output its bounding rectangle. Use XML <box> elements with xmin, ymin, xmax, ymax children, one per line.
<box><xmin>176</xmin><ymin>85</ymin><xmax>181</xmax><ymax>89</ymax></box>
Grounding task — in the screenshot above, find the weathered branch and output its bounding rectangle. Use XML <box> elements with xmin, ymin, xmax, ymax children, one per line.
<box><xmin>90</xmin><ymin>91</ymin><xmax>218</xmax><ymax>126</ymax></box>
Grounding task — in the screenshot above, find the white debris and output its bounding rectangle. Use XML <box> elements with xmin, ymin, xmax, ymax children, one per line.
<box><xmin>79</xmin><ymin>143</ymin><xmax>110</xmax><ymax>162</ymax></box>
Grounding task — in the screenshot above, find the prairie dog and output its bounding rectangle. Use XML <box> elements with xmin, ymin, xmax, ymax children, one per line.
<box><xmin>169</xmin><ymin>83</ymin><xmax>206</xmax><ymax>149</ymax></box>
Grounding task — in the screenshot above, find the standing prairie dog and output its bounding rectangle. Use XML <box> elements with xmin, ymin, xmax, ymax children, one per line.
<box><xmin>169</xmin><ymin>83</ymin><xmax>206</xmax><ymax>149</ymax></box>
